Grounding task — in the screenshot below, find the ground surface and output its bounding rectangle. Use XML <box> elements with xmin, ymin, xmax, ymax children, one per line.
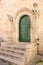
<box><xmin>0</xmin><ymin>55</ymin><xmax>43</xmax><ymax>65</ymax></box>
<box><xmin>0</xmin><ymin>59</ymin><xmax>9</xmax><ymax>65</ymax></box>
<box><xmin>27</xmin><ymin>54</ymin><xmax>43</xmax><ymax>65</ymax></box>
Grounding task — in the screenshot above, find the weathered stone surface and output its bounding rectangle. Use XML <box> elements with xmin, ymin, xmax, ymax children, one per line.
<box><xmin>0</xmin><ymin>43</ymin><xmax>37</xmax><ymax>65</ymax></box>
<box><xmin>0</xmin><ymin>0</ymin><xmax>43</xmax><ymax>54</ymax></box>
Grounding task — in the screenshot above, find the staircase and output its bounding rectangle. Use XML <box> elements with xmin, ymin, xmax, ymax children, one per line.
<box><xmin>0</xmin><ymin>43</ymin><xmax>37</xmax><ymax>65</ymax></box>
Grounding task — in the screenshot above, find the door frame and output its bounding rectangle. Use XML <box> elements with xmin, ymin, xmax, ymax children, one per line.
<box><xmin>14</xmin><ymin>8</ymin><xmax>35</xmax><ymax>43</ymax></box>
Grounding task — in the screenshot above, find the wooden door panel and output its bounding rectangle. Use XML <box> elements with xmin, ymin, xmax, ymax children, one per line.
<box><xmin>19</xmin><ymin>15</ymin><xmax>31</xmax><ymax>42</ymax></box>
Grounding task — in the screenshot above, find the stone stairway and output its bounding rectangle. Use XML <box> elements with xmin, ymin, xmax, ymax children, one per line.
<box><xmin>0</xmin><ymin>43</ymin><xmax>37</xmax><ymax>65</ymax></box>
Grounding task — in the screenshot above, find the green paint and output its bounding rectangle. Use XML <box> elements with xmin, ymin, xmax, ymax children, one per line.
<box><xmin>19</xmin><ymin>15</ymin><xmax>31</xmax><ymax>42</ymax></box>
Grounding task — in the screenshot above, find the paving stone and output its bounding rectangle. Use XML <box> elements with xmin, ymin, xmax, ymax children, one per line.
<box><xmin>27</xmin><ymin>55</ymin><xmax>43</xmax><ymax>65</ymax></box>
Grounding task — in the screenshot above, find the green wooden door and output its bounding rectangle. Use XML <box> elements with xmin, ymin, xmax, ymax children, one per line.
<box><xmin>19</xmin><ymin>15</ymin><xmax>31</xmax><ymax>42</ymax></box>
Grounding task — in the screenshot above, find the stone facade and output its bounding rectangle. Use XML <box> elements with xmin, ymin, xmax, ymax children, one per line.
<box><xmin>0</xmin><ymin>0</ymin><xmax>43</xmax><ymax>53</ymax></box>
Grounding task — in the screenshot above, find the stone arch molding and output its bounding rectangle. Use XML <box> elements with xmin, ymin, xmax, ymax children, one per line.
<box><xmin>14</xmin><ymin>8</ymin><xmax>35</xmax><ymax>43</ymax></box>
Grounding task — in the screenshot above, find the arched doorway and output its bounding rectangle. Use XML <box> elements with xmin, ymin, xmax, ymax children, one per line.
<box><xmin>19</xmin><ymin>15</ymin><xmax>31</xmax><ymax>42</ymax></box>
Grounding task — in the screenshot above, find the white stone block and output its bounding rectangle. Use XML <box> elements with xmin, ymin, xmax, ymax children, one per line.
<box><xmin>1</xmin><ymin>42</ymin><xmax>7</xmax><ymax>47</ymax></box>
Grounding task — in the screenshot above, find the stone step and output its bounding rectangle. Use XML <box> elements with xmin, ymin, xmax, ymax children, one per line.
<box><xmin>4</xmin><ymin>44</ymin><xmax>27</xmax><ymax>49</ymax></box>
<box><xmin>3</xmin><ymin>46</ymin><xmax>26</xmax><ymax>51</ymax></box>
<box><xmin>0</xmin><ymin>43</ymin><xmax>37</xmax><ymax>65</ymax></box>
<box><xmin>0</xmin><ymin>43</ymin><xmax>28</xmax><ymax>65</ymax></box>
<box><xmin>0</xmin><ymin>50</ymin><xmax>26</xmax><ymax>59</ymax></box>
<box><xmin>0</xmin><ymin>52</ymin><xmax>25</xmax><ymax>62</ymax></box>
<box><xmin>0</xmin><ymin>47</ymin><xmax>26</xmax><ymax>55</ymax></box>
<box><xmin>0</xmin><ymin>55</ymin><xmax>24</xmax><ymax>65</ymax></box>
<box><xmin>4</xmin><ymin>43</ymin><xmax>35</xmax><ymax>47</ymax></box>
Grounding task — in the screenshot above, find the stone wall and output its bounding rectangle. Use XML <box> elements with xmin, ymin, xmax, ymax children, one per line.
<box><xmin>0</xmin><ymin>0</ymin><xmax>43</xmax><ymax>53</ymax></box>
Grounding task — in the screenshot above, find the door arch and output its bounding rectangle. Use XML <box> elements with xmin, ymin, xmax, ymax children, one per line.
<box><xmin>19</xmin><ymin>15</ymin><xmax>31</xmax><ymax>42</ymax></box>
